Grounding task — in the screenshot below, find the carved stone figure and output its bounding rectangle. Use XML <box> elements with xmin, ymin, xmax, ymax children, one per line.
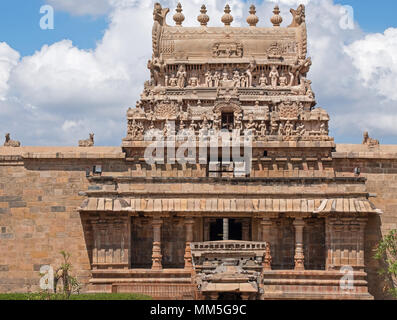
<box><xmin>79</xmin><ymin>133</ymin><xmax>94</xmax><ymax>147</ymax></box>
<box><xmin>258</xmin><ymin>121</ymin><xmax>267</xmax><ymax>138</ymax></box>
<box><xmin>205</xmin><ymin>71</ymin><xmax>213</xmax><ymax>87</ymax></box>
<box><xmin>279</xmin><ymin>72</ymin><xmax>288</xmax><ymax>87</ymax></box>
<box><xmin>259</xmin><ymin>73</ymin><xmax>268</xmax><ymax>87</ymax></box>
<box><xmin>246</xmin><ymin>60</ymin><xmax>256</xmax><ymax>87</ymax></box>
<box><xmin>4</xmin><ymin>133</ymin><xmax>21</xmax><ymax>147</ymax></box>
<box><xmin>189</xmin><ymin>77</ymin><xmax>199</xmax><ymax>87</ymax></box>
<box><xmin>177</xmin><ymin>65</ymin><xmax>187</xmax><ymax>88</ymax></box>
<box><xmin>233</xmin><ymin>71</ymin><xmax>241</xmax><ymax>88</ymax></box>
<box><xmin>270</xmin><ymin>119</ymin><xmax>278</xmax><ymax>135</ymax></box>
<box><xmin>245</xmin><ymin>115</ymin><xmax>257</xmax><ymax>137</ymax></box>
<box><xmin>362</xmin><ymin>131</ymin><xmax>380</xmax><ymax>147</ymax></box>
<box><xmin>148</xmin><ymin>56</ymin><xmax>166</xmax><ymax>86</ymax></box>
<box><xmin>213</xmin><ymin>72</ymin><xmax>221</xmax><ymax>87</ymax></box>
<box><xmin>288</xmin><ymin>4</ymin><xmax>306</xmax><ymax>28</ymax></box>
<box><xmin>169</xmin><ymin>74</ymin><xmax>178</xmax><ymax>87</ymax></box>
<box><xmin>269</xmin><ymin>66</ymin><xmax>279</xmax><ymax>87</ymax></box>
<box><xmin>284</xmin><ymin>120</ymin><xmax>294</xmax><ymax>136</ymax></box>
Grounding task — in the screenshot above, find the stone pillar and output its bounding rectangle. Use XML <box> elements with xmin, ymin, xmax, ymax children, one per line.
<box><xmin>151</xmin><ymin>218</ymin><xmax>163</xmax><ymax>271</ymax></box>
<box><xmin>223</xmin><ymin>218</ymin><xmax>229</xmax><ymax>240</ymax></box>
<box><xmin>261</xmin><ymin>218</ymin><xmax>273</xmax><ymax>243</ymax></box>
<box><xmin>242</xmin><ymin>220</ymin><xmax>250</xmax><ymax>241</ymax></box>
<box><xmin>261</xmin><ymin>218</ymin><xmax>273</xmax><ymax>271</ymax></box>
<box><xmin>293</xmin><ymin>218</ymin><xmax>305</xmax><ymax>271</ymax></box>
<box><xmin>203</xmin><ymin>219</ymin><xmax>210</xmax><ymax>241</ymax></box>
<box><xmin>356</xmin><ymin>218</ymin><xmax>367</xmax><ymax>271</ymax></box>
<box><xmin>184</xmin><ymin>218</ymin><xmax>195</xmax><ymax>270</ymax></box>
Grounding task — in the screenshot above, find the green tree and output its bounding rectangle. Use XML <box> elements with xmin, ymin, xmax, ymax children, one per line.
<box><xmin>53</xmin><ymin>251</ymin><xmax>81</xmax><ymax>298</ymax></box>
<box><xmin>375</xmin><ymin>229</ymin><xmax>397</xmax><ymax>298</ymax></box>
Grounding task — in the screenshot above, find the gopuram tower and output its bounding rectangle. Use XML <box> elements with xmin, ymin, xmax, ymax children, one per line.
<box><xmin>78</xmin><ymin>3</ymin><xmax>380</xmax><ymax>300</ymax></box>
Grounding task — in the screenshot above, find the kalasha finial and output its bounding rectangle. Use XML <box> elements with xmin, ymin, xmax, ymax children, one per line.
<box><xmin>271</xmin><ymin>5</ymin><xmax>283</xmax><ymax>27</ymax></box>
<box><xmin>198</xmin><ymin>5</ymin><xmax>210</xmax><ymax>26</ymax></box>
<box><xmin>221</xmin><ymin>4</ymin><xmax>233</xmax><ymax>26</ymax></box>
<box><xmin>247</xmin><ymin>4</ymin><xmax>259</xmax><ymax>27</ymax></box>
<box><xmin>173</xmin><ymin>3</ymin><xmax>185</xmax><ymax>26</ymax></box>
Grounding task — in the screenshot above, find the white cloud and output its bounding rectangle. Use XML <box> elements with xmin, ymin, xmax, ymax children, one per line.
<box><xmin>0</xmin><ymin>0</ymin><xmax>397</xmax><ymax>146</ymax></box>
<box><xmin>0</xmin><ymin>43</ymin><xmax>20</xmax><ymax>100</ymax></box>
<box><xmin>344</xmin><ymin>27</ymin><xmax>397</xmax><ymax>101</ymax></box>
<box><xmin>46</xmin><ymin>0</ymin><xmax>112</xmax><ymax>16</ymax></box>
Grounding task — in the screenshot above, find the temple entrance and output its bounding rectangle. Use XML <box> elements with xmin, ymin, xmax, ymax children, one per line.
<box><xmin>221</xmin><ymin>112</ymin><xmax>234</xmax><ymax>130</ymax></box>
<box><xmin>208</xmin><ymin>218</ymin><xmax>246</xmax><ymax>241</ymax></box>
<box><xmin>210</xmin><ymin>219</ymin><xmax>223</xmax><ymax>241</ymax></box>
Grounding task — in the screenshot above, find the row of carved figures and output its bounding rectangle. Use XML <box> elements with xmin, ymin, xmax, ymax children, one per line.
<box><xmin>148</xmin><ymin>58</ymin><xmax>313</xmax><ymax>89</ymax></box>
<box><xmin>126</xmin><ymin>118</ymin><xmax>329</xmax><ymax>141</ymax></box>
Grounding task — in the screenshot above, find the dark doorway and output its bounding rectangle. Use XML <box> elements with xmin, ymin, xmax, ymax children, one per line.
<box><xmin>229</xmin><ymin>219</ymin><xmax>242</xmax><ymax>240</ymax></box>
<box><xmin>210</xmin><ymin>219</ymin><xmax>223</xmax><ymax>241</ymax></box>
<box><xmin>222</xmin><ymin>112</ymin><xmax>234</xmax><ymax>130</ymax></box>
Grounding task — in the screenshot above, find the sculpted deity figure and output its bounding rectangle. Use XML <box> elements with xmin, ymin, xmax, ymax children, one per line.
<box><xmin>279</xmin><ymin>72</ymin><xmax>288</xmax><ymax>87</ymax></box>
<box><xmin>246</xmin><ymin>60</ymin><xmax>256</xmax><ymax>87</ymax></box>
<box><xmin>245</xmin><ymin>115</ymin><xmax>258</xmax><ymax>138</ymax></box>
<box><xmin>189</xmin><ymin>76</ymin><xmax>199</xmax><ymax>87</ymax></box>
<box><xmin>259</xmin><ymin>73</ymin><xmax>268</xmax><ymax>87</ymax></box>
<box><xmin>213</xmin><ymin>113</ymin><xmax>221</xmax><ymax>131</ymax></box>
<box><xmin>205</xmin><ymin>71</ymin><xmax>213</xmax><ymax>87</ymax></box>
<box><xmin>284</xmin><ymin>120</ymin><xmax>294</xmax><ymax>136</ymax></box>
<box><xmin>258</xmin><ymin>121</ymin><xmax>267</xmax><ymax>138</ymax></box>
<box><xmin>278</xmin><ymin>122</ymin><xmax>284</xmax><ymax>135</ymax></box>
<box><xmin>213</xmin><ymin>72</ymin><xmax>221</xmax><ymax>87</ymax></box>
<box><xmin>270</xmin><ymin>119</ymin><xmax>279</xmax><ymax>135</ymax></box>
<box><xmin>177</xmin><ymin>65</ymin><xmax>187</xmax><ymax>88</ymax></box>
<box><xmin>148</xmin><ymin>57</ymin><xmax>166</xmax><ymax>87</ymax></box>
<box><xmin>296</xmin><ymin>123</ymin><xmax>306</xmax><ymax>137</ymax></box>
<box><xmin>288</xmin><ymin>71</ymin><xmax>295</xmax><ymax>86</ymax></box>
<box><xmin>222</xmin><ymin>71</ymin><xmax>229</xmax><ymax>83</ymax></box>
<box><xmin>240</xmin><ymin>74</ymin><xmax>248</xmax><ymax>88</ymax></box>
<box><xmin>233</xmin><ymin>71</ymin><xmax>241</xmax><ymax>88</ymax></box>
<box><xmin>188</xmin><ymin>122</ymin><xmax>197</xmax><ymax>137</ymax></box>
<box><xmin>169</xmin><ymin>74</ymin><xmax>178</xmax><ymax>87</ymax></box>
<box><xmin>269</xmin><ymin>66</ymin><xmax>279</xmax><ymax>87</ymax></box>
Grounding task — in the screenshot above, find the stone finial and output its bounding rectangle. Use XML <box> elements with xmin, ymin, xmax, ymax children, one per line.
<box><xmin>173</xmin><ymin>3</ymin><xmax>185</xmax><ymax>26</ymax></box>
<box><xmin>246</xmin><ymin>4</ymin><xmax>259</xmax><ymax>27</ymax></box>
<box><xmin>270</xmin><ymin>5</ymin><xmax>283</xmax><ymax>27</ymax></box>
<box><xmin>197</xmin><ymin>5</ymin><xmax>210</xmax><ymax>26</ymax></box>
<box><xmin>221</xmin><ymin>4</ymin><xmax>233</xmax><ymax>26</ymax></box>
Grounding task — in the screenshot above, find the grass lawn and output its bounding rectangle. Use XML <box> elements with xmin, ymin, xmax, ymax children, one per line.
<box><xmin>0</xmin><ymin>293</ymin><xmax>152</xmax><ymax>300</ymax></box>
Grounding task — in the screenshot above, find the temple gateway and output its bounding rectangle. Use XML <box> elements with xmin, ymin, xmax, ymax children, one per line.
<box><xmin>1</xmin><ymin>3</ymin><xmax>396</xmax><ymax>300</ymax></box>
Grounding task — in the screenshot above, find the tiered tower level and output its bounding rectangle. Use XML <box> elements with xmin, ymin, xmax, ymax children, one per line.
<box><xmin>122</xmin><ymin>3</ymin><xmax>333</xmax><ymax>166</ymax></box>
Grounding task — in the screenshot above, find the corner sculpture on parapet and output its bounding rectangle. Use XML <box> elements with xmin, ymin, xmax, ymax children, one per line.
<box><xmin>123</xmin><ymin>3</ymin><xmax>333</xmax><ymax>148</ymax></box>
<box><xmin>4</xmin><ymin>133</ymin><xmax>21</xmax><ymax>147</ymax></box>
<box><xmin>362</xmin><ymin>131</ymin><xmax>380</xmax><ymax>148</ymax></box>
<box><xmin>78</xmin><ymin>133</ymin><xmax>95</xmax><ymax>147</ymax></box>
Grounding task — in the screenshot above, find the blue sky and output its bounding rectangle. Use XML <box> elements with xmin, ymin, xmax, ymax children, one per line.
<box><xmin>0</xmin><ymin>0</ymin><xmax>108</xmax><ymax>56</ymax></box>
<box><xmin>1</xmin><ymin>0</ymin><xmax>396</xmax><ymax>58</ymax></box>
<box><xmin>0</xmin><ymin>0</ymin><xmax>396</xmax><ymax>146</ymax></box>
